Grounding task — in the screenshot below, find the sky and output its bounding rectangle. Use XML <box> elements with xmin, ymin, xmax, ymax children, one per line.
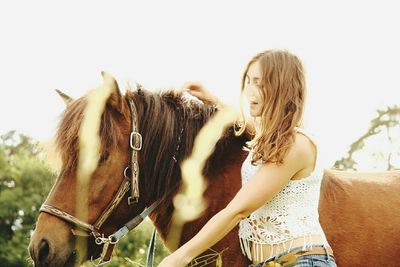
<box><xmin>0</xmin><ymin>1</ymin><xmax>399</xmax><ymax>168</ymax></box>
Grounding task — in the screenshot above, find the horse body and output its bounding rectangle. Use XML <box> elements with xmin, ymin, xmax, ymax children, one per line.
<box><xmin>29</xmin><ymin>74</ymin><xmax>400</xmax><ymax>267</ymax></box>
<box><xmin>319</xmin><ymin>169</ymin><xmax>400</xmax><ymax>267</ymax></box>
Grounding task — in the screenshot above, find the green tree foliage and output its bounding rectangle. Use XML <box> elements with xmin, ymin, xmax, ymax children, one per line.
<box><xmin>0</xmin><ymin>131</ymin><xmax>55</xmax><ymax>266</ymax></box>
<box><xmin>335</xmin><ymin>105</ymin><xmax>400</xmax><ymax>171</ymax></box>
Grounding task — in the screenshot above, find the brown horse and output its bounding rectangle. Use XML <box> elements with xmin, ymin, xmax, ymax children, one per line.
<box><xmin>29</xmin><ymin>74</ymin><xmax>400</xmax><ymax>267</ymax></box>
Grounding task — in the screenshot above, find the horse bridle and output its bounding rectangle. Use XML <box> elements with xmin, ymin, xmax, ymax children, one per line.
<box><xmin>39</xmin><ymin>98</ymin><xmax>162</xmax><ymax>266</ymax></box>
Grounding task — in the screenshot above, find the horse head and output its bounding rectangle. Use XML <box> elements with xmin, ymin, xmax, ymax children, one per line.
<box><xmin>29</xmin><ymin>73</ymin><xmax>150</xmax><ymax>266</ymax></box>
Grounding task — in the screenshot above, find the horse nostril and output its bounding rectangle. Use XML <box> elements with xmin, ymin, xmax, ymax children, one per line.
<box><xmin>38</xmin><ymin>239</ymin><xmax>50</xmax><ymax>264</ymax></box>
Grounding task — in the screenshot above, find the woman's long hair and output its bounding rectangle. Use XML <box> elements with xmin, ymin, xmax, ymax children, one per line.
<box><xmin>236</xmin><ymin>49</ymin><xmax>306</xmax><ymax>164</ymax></box>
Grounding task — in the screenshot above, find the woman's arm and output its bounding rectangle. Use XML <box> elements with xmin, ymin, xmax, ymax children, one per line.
<box><xmin>157</xmin><ymin>134</ymin><xmax>312</xmax><ymax>267</ymax></box>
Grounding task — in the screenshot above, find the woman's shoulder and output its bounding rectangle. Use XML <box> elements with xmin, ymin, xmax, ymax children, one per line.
<box><xmin>294</xmin><ymin>127</ymin><xmax>319</xmax><ymax>153</ymax></box>
<box><xmin>291</xmin><ymin>128</ymin><xmax>318</xmax><ymax>170</ymax></box>
<box><xmin>290</xmin><ymin>133</ymin><xmax>316</xmax><ymax>158</ymax></box>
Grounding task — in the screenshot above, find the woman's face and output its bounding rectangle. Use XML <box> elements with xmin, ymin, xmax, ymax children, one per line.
<box><xmin>244</xmin><ymin>61</ymin><xmax>264</xmax><ymax>117</ymax></box>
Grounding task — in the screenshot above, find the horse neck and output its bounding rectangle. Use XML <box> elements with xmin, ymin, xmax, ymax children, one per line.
<box><xmin>129</xmin><ymin>91</ymin><xmax>215</xmax><ymax>204</ymax></box>
<box><xmin>148</xmin><ymin>123</ymin><xmax>248</xmax><ymax>249</ymax></box>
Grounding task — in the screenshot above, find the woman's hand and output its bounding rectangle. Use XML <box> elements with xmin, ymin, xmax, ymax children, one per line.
<box><xmin>180</xmin><ymin>82</ymin><xmax>218</xmax><ymax>106</ymax></box>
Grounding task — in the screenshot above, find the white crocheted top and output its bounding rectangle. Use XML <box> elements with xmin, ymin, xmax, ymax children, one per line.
<box><xmin>238</xmin><ymin>128</ymin><xmax>329</xmax><ymax>261</ymax></box>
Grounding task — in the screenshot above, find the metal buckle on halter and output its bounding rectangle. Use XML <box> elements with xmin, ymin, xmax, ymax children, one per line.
<box><xmin>123</xmin><ymin>167</ymin><xmax>131</xmax><ymax>179</ymax></box>
<box><xmin>124</xmin><ymin>167</ymin><xmax>139</xmax><ymax>205</ymax></box>
<box><xmin>128</xmin><ymin>196</ymin><xmax>139</xmax><ymax>205</ymax></box>
<box><xmin>130</xmin><ymin>132</ymin><xmax>142</xmax><ymax>151</ymax></box>
<box><xmin>91</xmin><ymin>232</ymin><xmax>124</xmax><ymax>267</ymax></box>
<box><xmin>94</xmin><ymin>234</ymin><xmax>109</xmax><ymax>246</ymax></box>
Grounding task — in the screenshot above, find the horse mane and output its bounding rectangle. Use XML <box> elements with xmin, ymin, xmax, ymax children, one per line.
<box><xmin>126</xmin><ymin>88</ymin><xmax>246</xmax><ymax>202</ymax></box>
<box><xmin>55</xmin><ymin>86</ymin><xmax>246</xmax><ymax>204</ymax></box>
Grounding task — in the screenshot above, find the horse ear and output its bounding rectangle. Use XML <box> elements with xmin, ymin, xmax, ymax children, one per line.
<box><xmin>101</xmin><ymin>71</ymin><xmax>124</xmax><ymax>113</ymax></box>
<box><xmin>55</xmin><ymin>89</ymin><xmax>73</xmax><ymax>106</ymax></box>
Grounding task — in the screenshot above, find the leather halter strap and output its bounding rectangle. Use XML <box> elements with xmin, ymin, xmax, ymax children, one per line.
<box><xmin>40</xmin><ymin>204</ymin><xmax>97</xmax><ymax>234</ymax></box>
<box><xmin>39</xmin><ymin>177</ymin><xmax>131</xmax><ymax>238</ymax></box>
<box><xmin>127</xmin><ymin>99</ymin><xmax>141</xmax><ymax>204</ymax></box>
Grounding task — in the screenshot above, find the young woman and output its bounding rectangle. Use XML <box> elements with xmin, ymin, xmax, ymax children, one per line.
<box><xmin>158</xmin><ymin>49</ymin><xmax>337</xmax><ymax>267</ymax></box>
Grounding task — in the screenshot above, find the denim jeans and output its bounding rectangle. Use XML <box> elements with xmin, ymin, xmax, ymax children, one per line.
<box><xmin>248</xmin><ymin>245</ymin><xmax>337</xmax><ymax>267</ymax></box>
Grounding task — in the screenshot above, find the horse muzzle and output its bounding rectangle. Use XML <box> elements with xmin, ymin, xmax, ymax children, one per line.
<box><xmin>29</xmin><ymin>213</ymin><xmax>82</xmax><ymax>267</ymax></box>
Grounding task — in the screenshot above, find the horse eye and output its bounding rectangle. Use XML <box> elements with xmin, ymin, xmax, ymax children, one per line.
<box><xmin>99</xmin><ymin>152</ymin><xmax>110</xmax><ymax>165</ymax></box>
